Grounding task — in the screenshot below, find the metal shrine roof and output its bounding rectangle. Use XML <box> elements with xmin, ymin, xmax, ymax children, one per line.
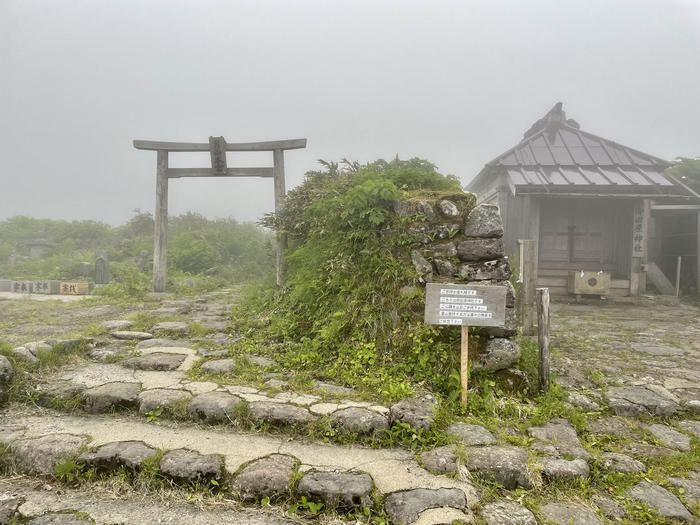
<box><xmin>469</xmin><ymin>103</ymin><xmax>699</xmax><ymax>199</ymax></box>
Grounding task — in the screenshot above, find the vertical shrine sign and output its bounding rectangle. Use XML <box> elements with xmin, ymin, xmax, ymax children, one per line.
<box><xmin>632</xmin><ymin>203</ymin><xmax>645</xmax><ymax>258</ymax></box>
<box><xmin>424</xmin><ymin>283</ymin><xmax>507</xmax><ymax>405</ymax></box>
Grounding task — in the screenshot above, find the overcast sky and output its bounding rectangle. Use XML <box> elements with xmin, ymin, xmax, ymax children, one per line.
<box><xmin>2</xmin><ymin>0</ymin><xmax>699</xmax><ymax>225</ymax></box>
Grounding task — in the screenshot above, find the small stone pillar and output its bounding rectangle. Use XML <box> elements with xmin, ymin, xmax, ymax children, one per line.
<box><xmin>95</xmin><ymin>256</ymin><xmax>111</xmax><ymax>285</ymax></box>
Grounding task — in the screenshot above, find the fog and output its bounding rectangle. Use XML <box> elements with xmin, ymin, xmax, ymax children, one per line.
<box><xmin>2</xmin><ymin>0</ymin><xmax>699</xmax><ymax>225</ymax></box>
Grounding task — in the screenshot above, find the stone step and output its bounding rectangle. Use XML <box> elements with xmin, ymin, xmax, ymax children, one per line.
<box><xmin>296</xmin><ymin>470</ymin><xmax>373</xmax><ymax>509</ymax></box>
<box><xmin>29</xmin><ymin>359</ymin><xmax>442</xmax><ymax>439</ymax></box>
<box><xmin>78</xmin><ymin>440</ymin><xmax>158</xmax><ymax>471</ymax></box>
<box><xmin>2</xmin><ymin>477</ymin><xmax>300</xmax><ymax>525</ymax></box>
<box><xmin>2</xmin><ymin>409</ymin><xmax>479</xmax><ymax>523</ymax></box>
<box><xmin>384</xmin><ymin>488</ymin><xmax>470</xmax><ymax>525</ymax></box>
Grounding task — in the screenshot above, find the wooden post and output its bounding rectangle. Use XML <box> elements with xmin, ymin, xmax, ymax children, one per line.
<box><xmin>529</xmin><ymin>197</ymin><xmax>540</xmax><ymax>280</ymax></box>
<box><xmin>153</xmin><ymin>150</ymin><xmax>168</xmax><ymax>293</ymax></box>
<box><xmin>519</xmin><ymin>239</ymin><xmax>537</xmax><ymax>336</ymax></box>
<box><xmin>630</xmin><ymin>200</ymin><xmax>650</xmax><ymax>296</ymax></box>
<box><xmin>536</xmin><ymin>287</ymin><xmax>550</xmax><ymax>392</ymax></box>
<box><xmin>641</xmin><ymin>199</ymin><xmax>651</xmax><ymax>293</ymax></box>
<box><xmin>460</xmin><ymin>325</ymin><xmax>469</xmax><ymax>405</ymax></box>
<box><xmin>273</xmin><ymin>149</ymin><xmax>287</xmax><ymax>286</ymax></box>
<box><xmin>675</xmin><ymin>256</ymin><xmax>682</xmax><ymax>297</ymax></box>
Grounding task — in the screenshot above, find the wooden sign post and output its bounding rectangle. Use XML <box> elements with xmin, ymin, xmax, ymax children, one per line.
<box><xmin>536</xmin><ymin>287</ymin><xmax>550</xmax><ymax>392</ymax></box>
<box><xmin>460</xmin><ymin>325</ymin><xmax>469</xmax><ymax>405</ymax></box>
<box><xmin>134</xmin><ymin>137</ymin><xmax>307</xmax><ymax>292</ymax></box>
<box><xmin>424</xmin><ymin>283</ymin><xmax>507</xmax><ymax>405</ymax></box>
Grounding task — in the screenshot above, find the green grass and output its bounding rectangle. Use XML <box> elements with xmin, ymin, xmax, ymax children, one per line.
<box><xmin>0</xmin><ymin>337</ymin><xmax>93</xmax><ymax>405</ymax></box>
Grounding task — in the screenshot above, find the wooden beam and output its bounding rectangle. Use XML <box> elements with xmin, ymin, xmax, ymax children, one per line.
<box><xmin>153</xmin><ymin>150</ymin><xmax>168</xmax><ymax>293</ymax></box>
<box><xmin>520</xmin><ymin>192</ymin><xmax>696</xmax><ymax>199</ymax></box>
<box><xmin>134</xmin><ymin>138</ymin><xmax>307</xmax><ymax>152</ymax></box>
<box><xmin>166</xmin><ymin>167</ymin><xmax>274</xmax><ymax>178</ymax></box>
<box><xmin>651</xmin><ymin>204</ymin><xmax>700</xmax><ymax>211</ymax></box>
<box><xmin>646</xmin><ymin>262</ymin><xmax>676</xmax><ymax>295</ymax></box>
<box><xmin>273</xmin><ymin>149</ymin><xmax>287</xmax><ymax>286</ymax></box>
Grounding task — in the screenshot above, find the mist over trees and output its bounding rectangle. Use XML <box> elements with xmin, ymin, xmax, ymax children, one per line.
<box><xmin>667</xmin><ymin>157</ymin><xmax>700</xmax><ymax>194</ymax></box>
<box><xmin>0</xmin><ymin>211</ymin><xmax>273</xmax><ymax>293</ymax></box>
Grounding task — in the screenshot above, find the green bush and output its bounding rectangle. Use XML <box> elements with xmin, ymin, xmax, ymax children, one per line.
<box><xmin>94</xmin><ymin>262</ymin><xmax>151</xmax><ymax>299</ymax></box>
<box><xmin>169</xmin><ymin>232</ymin><xmax>221</xmax><ymax>274</ymax></box>
<box><xmin>234</xmin><ymin>157</ymin><xmax>468</xmax><ymax>401</ymax></box>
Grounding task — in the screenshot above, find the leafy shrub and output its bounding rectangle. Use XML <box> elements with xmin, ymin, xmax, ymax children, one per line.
<box><xmin>94</xmin><ymin>262</ymin><xmax>151</xmax><ymax>299</ymax></box>
<box><xmin>235</xmin><ymin>157</ymin><xmax>468</xmax><ymax>400</ymax></box>
<box><xmin>169</xmin><ymin>232</ymin><xmax>221</xmax><ymax>274</ymax></box>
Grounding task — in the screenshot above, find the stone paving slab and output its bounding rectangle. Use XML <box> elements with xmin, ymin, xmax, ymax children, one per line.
<box><xmin>446</xmin><ymin>423</ymin><xmax>496</xmax><ymax>446</ymax></box>
<box><xmin>138</xmin><ymin>388</ymin><xmax>193</xmax><ymax>413</ymax></box>
<box><xmin>539</xmin><ymin>502</ymin><xmax>603</xmax><ymax>525</ymax></box>
<box><xmin>60</xmin><ymin>364</ymin><xmax>139</xmax><ymax>388</ymax></box>
<box><xmin>465</xmin><ymin>446</ymin><xmax>531</xmax><ymax>490</ymax></box>
<box><xmin>151</xmin><ymin>321</ymin><xmax>190</xmax><ymax>336</ymax></box>
<box><xmin>384</xmin><ymin>487</ymin><xmax>468</xmax><ymax>525</ymax></box>
<box><xmin>3</xmin><ymin>479</ymin><xmax>297</xmax><ymax>525</ymax></box>
<box><xmin>100</xmin><ymin>320</ymin><xmax>134</xmax><ymax>331</ymax></box>
<box><xmin>297</xmin><ymin>470</ymin><xmax>373</xmax><ymax>508</ymax></box>
<box><xmin>232</xmin><ymin>454</ymin><xmax>297</xmax><ymax>501</ymax></box>
<box><xmin>137</xmin><ymin>338</ymin><xmax>192</xmax><ymax>350</ymax></box>
<box><xmin>159</xmin><ymin>449</ymin><xmax>223</xmax><ymax>482</ymax></box>
<box><xmin>646</xmin><ymin>423</ymin><xmax>691</xmax><ymax>452</ymax></box>
<box><xmin>78</xmin><ymin>440</ymin><xmax>158</xmax><ymax>470</ymax></box>
<box><xmin>132</xmin><ymin>370</ymin><xmax>185</xmax><ymax>390</ymax></box>
<box><xmin>551</xmin><ymin>302</ymin><xmax>700</xmax><ymax>414</ymax></box>
<box><xmin>84</xmin><ymin>382</ymin><xmax>141</xmax><ymax>413</ymax></box>
<box><xmin>626</xmin><ymin>480</ymin><xmax>693</xmax><ymax>522</ymax></box>
<box><xmin>140</xmin><ymin>346</ymin><xmax>198</xmax><ymax>371</ymax></box>
<box><xmin>112</xmin><ymin>331</ymin><xmax>153</xmax><ymax>341</ymax></box>
<box><xmin>123</xmin><ymin>352</ymin><xmax>187</xmax><ymax>371</ymax></box>
<box><xmin>10</xmin><ymin>434</ymin><xmax>88</xmax><ymax>475</ymax></box>
<box><xmin>181</xmin><ymin>380</ymin><xmax>219</xmax><ymax>395</ymax></box>
<box><xmin>481</xmin><ymin>499</ymin><xmax>537</xmax><ymax>525</ymax></box>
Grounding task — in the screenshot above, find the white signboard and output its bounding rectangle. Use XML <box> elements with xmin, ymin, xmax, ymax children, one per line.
<box><xmin>424</xmin><ymin>283</ymin><xmax>506</xmax><ymax>327</ymax></box>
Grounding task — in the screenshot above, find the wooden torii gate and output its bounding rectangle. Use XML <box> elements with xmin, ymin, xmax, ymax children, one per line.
<box><xmin>133</xmin><ymin>137</ymin><xmax>307</xmax><ymax>292</ymax></box>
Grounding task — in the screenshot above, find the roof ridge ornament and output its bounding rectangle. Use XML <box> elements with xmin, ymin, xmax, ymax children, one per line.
<box><xmin>523</xmin><ymin>102</ymin><xmax>571</xmax><ymax>140</ymax></box>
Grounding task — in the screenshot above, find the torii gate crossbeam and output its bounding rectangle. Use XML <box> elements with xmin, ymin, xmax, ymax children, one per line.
<box><xmin>134</xmin><ymin>137</ymin><xmax>307</xmax><ymax>292</ymax></box>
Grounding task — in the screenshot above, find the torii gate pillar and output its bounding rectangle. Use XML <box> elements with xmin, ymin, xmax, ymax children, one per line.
<box><xmin>273</xmin><ymin>149</ymin><xmax>287</xmax><ymax>287</ymax></box>
<box><xmin>134</xmin><ymin>137</ymin><xmax>307</xmax><ymax>292</ymax></box>
<box><xmin>154</xmin><ymin>150</ymin><xmax>169</xmax><ymax>292</ymax></box>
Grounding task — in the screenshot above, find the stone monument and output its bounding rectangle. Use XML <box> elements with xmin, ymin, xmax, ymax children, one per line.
<box><xmin>95</xmin><ymin>255</ymin><xmax>111</xmax><ymax>285</ymax></box>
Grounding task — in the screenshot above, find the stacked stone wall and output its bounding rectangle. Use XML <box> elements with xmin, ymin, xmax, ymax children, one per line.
<box><xmin>394</xmin><ymin>192</ymin><xmax>523</xmax><ymax>382</ymax></box>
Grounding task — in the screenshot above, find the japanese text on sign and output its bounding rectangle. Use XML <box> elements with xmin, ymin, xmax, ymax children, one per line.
<box><xmin>424</xmin><ymin>283</ymin><xmax>506</xmax><ymax>327</ymax></box>
<box><xmin>632</xmin><ymin>204</ymin><xmax>645</xmax><ymax>257</ymax></box>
